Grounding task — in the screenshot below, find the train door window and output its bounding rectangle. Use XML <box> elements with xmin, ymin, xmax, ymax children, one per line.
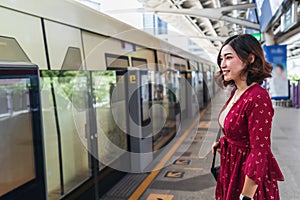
<box><xmin>154</xmin><ymin>71</ymin><xmax>164</xmax><ymax>101</ymax></box>
<box><xmin>40</xmin><ymin>70</ymin><xmax>90</xmax><ymax>199</ymax></box>
<box><xmin>190</xmin><ymin>71</ymin><xmax>199</xmax><ymax>114</ymax></box>
<box><xmin>131</xmin><ymin>57</ymin><xmax>152</xmax><ymax>126</ymax></box>
<box><xmin>140</xmin><ymin>70</ymin><xmax>151</xmax><ymax>126</ymax></box>
<box><xmin>179</xmin><ymin>71</ymin><xmax>186</xmax><ymax>112</ymax></box>
<box><xmin>0</xmin><ymin>65</ymin><xmax>45</xmax><ymax>200</ymax></box>
<box><xmin>174</xmin><ymin>63</ymin><xmax>180</xmax><ymax>71</ymax></box>
<box><xmin>91</xmin><ymin>70</ymin><xmax>128</xmax><ymax>170</ymax></box>
<box><xmin>105</xmin><ymin>53</ymin><xmax>129</xmax><ymax>69</ymax></box>
<box><xmin>153</xmin><ymin>69</ymin><xmax>180</xmax><ymax>150</ymax></box>
<box><xmin>197</xmin><ymin>70</ymin><xmax>204</xmax><ymax>108</ymax></box>
<box><xmin>166</xmin><ymin>70</ymin><xmax>180</xmax><ymax>104</ymax></box>
<box><xmin>147</xmin><ymin>70</ymin><xmax>155</xmax><ymax>101</ymax></box>
<box><xmin>180</xmin><ymin>64</ymin><xmax>186</xmax><ymax>71</ymax></box>
<box><xmin>131</xmin><ymin>57</ymin><xmax>147</xmax><ymax>69</ymax></box>
<box><xmin>0</xmin><ymin>36</ymin><xmax>30</xmax><ymax>62</ymax></box>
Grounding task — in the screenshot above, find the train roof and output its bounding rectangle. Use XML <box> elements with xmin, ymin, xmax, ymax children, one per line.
<box><xmin>0</xmin><ymin>0</ymin><xmax>215</xmax><ymax>65</ymax></box>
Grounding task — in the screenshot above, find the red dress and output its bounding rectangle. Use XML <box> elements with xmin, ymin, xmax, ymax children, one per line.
<box><xmin>216</xmin><ymin>84</ymin><xmax>284</xmax><ymax>200</ymax></box>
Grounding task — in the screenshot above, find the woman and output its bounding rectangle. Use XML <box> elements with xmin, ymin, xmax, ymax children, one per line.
<box><xmin>212</xmin><ymin>34</ymin><xmax>284</xmax><ymax>200</ymax></box>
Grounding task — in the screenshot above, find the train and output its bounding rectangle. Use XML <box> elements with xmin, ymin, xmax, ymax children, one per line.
<box><xmin>0</xmin><ymin>0</ymin><xmax>219</xmax><ymax>199</ymax></box>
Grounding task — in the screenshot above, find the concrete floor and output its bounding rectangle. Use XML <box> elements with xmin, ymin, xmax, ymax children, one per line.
<box><xmin>102</xmin><ymin>90</ymin><xmax>300</xmax><ymax>200</ymax></box>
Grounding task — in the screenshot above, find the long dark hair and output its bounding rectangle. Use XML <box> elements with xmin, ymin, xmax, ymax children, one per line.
<box><xmin>215</xmin><ymin>34</ymin><xmax>272</xmax><ymax>88</ymax></box>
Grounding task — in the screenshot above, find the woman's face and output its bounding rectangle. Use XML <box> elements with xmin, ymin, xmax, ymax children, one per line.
<box><xmin>219</xmin><ymin>44</ymin><xmax>246</xmax><ymax>82</ymax></box>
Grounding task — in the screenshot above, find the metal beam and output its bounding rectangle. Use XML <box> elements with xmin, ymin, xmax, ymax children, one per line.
<box><xmin>188</xmin><ymin>35</ymin><xmax>227</xmax><ymax>42</ymax></box>
<box><xmin>218</xmin><ymin>3</ymin><xmax>256</xmax><ymax>12</ymax></box>
<box><xmin>108</xmin><ymin>3</ymin><xmax>260</xmax><ymax>30</ymax></box>
<box><xmin>165</xmin><ymin>34</ymin><xmax>227</xmax><ymax>42</ymax></box>
<box><xmin>151</xmin><ymin>6</ymin><xmax>260</xmax><ymax>30</ymax></box>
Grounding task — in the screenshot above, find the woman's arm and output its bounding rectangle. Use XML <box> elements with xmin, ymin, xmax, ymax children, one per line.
<box><xmin>241</xmin><ymin>175</ymin><xmax>258</xmax><ymax>198</ymax></box>
<box><xmin>211</xmin><ymin>140</ymin><xmax>220</xmax><ymax>154</ymax></box>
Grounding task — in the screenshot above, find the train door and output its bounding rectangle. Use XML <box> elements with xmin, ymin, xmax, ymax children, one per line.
<box><xmin>40</xmin><ymin>70</ymin><xmax>97</xmax><ymax>200</ymax></box>
<box><xmin>105</xmin><ymin>54</ymin><xmax>153</xmax><ymax>172</ymax></box>
<box><xmin>40</xmin><ymin>68</ymin><xmax>130</xmax><ymax>199</ymax></box>
<box><xmin>179</xmin><ymin>70</ymin><xmax>188</xmax><ymax>118</ymax></box>
<box><xmin>152</xmin><ymin>70</ymin><xmax>168</xmax><ymax>150</ymax></box>
<box><xmin>184</xmin><ymin>70</ymin><xmax>199</xmax><ymax>118</ymax></box>
<box><xmin>211</xmin><ymin>65</ymin><xmax>217</xmax><ymax>95</ymax></box>
<box><xmin>151</xmin><ymin>69</ymin><xmax>181</xmax><ymax>151</ymax></box>
<box><xmin>92</xmin><ymin>69</ymin><xmax>130</xmax><ymax>186</ymax></box>
<box><xmin>0</xmin><ymin>63</ymin><xmax>46</xmax><ymax>200</ymax></box>
<box><xmin>202</xmin><ymin>64</ymin><xmax>211</xmax><ymax>105</ymax></box>
<box><xmin>206</xmin><ymin>65</ymin><xmax>214</xmax><ymax>99</ymax></box>
<box><xmin>126</xmin><ymin>69</ymin><xmax>153</xmax><ymax>172</ymax></box>
<box><xmin>196</xmin><ymin>69</ymin><xmax>204</xmax><ymax>109</ymax></box>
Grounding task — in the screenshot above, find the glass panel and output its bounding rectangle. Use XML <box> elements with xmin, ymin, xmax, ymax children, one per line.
<box><xmin>0</xmin><ymin>78</ymin><xmax>35</xmax><ymax>196</ymax></box>
<box><xmin>40</xmin><ymin>76</ymin><xmax>61</xmax><ymax>200</ymax></box>
<box><xmin>153</xmin><ymin>70</ymin><xmax>180</xmax><ymax>150</ymax></box>
<box><xmin>92</xmin><ymin>71</ymin><xmax>128</xmax><ymax>169</ymax></box>
<box><xmin>40</xmin><ymin>71</ymin><xmax>90</xmax><ymax>199</ymax></box>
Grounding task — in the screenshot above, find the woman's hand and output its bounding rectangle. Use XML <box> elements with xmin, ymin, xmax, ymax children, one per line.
<box><xmin>212</xmin><ymin>141</ymin><xmax>220</xmax><ymax>154</ymax></box>
<box><xmin>241</xmin><ymin>175</ymin><xmax>258</xmax><ymax>198</ymax></box>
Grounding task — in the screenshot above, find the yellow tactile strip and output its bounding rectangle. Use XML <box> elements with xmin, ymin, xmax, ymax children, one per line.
<box><xmin>128</xmin><ymin>104</ymin><xmax>210</xmax><ymax>200</ymax></box>
<box><xmin>146</xmin><ymin>193</ymin><xmax>174</xmax><ymax>200</ymax></box>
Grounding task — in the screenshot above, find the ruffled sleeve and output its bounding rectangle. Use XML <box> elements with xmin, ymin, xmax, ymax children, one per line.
<box><xmin>243</xmin><ymin>88</ymin><xmax>284</xmax><ymax>185</ymax></box>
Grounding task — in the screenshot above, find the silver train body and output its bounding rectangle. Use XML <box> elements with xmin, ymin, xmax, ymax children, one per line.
<box><xmin>0</xmin><ymin>0</ymin><xmax>219</xmax><ymax>199</ymax></box>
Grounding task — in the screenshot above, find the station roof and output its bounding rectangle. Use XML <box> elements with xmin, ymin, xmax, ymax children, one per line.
<box><xmin>137</xmin><ymin>0</ymin><xmax>300</xmax><ymax>60</ymax></box>
<box><xmin>82</xmin><ymin>0</ymin><xmax>300</xmax><ymax>60</ymax></box>
<box><xmin>138</xmin><ymin>0</ymin><xmax>258</xmax><ymax>57</ymax></box>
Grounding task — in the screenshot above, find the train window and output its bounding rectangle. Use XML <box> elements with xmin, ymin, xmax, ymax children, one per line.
<box><xmin>105</xmin><ymin>53</ymin><xmax>129</xmax><ymax>69</ymax></box>
<box><xmin>180</xmin><ymin>64</ymin><xmax>186</xmax><ymax>71</ymax></box>
<box><xmin>131</xmin><ymin>57</ymin><xmax>147</xmax><ymax>68</ymax></box>
<box><xmin>61</xmin><ymin>47</ymin><xmax>82</xmax><ymax>70</ymax></box>
<box><xmin>0</xmin><ymin>36</ymin><xmax>30</xmax><ymax>62</ymax></box>
<box><xmin>174</xmin><ymin>63</ymin><xmax>180</xmax><ymax>71</ymax></box>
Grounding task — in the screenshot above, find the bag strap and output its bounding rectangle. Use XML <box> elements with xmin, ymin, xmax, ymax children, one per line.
<box><xmin>211</xmin><ymin>129</ymin><xmax>222</xmax><ymax>170</ymax></box>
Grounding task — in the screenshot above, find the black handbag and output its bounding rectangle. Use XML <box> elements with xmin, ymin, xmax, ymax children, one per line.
<box><xmin>211</xmin><ymin>129</ymin><xmax>221</xmax><ymax>181</ymax></box>
<box><xmin>211</xmin><ymin>157</ymin><xmax>220</xmax><ymax>181</ymax></box>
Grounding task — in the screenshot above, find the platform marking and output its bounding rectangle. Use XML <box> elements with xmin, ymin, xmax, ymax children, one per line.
<box><xmin>199</xmin><ymin>121</ymin><xmax>211</xmax><ymax>128</ymax></box>
<box><xmin>179</xmin><ymin>155</ymin><xmax>206</xmax><ymax>159</ymax></box>
<box><xmin>146</xmin><ymin>193</ymin><xmax>174</xmax><ymax>200</ymax></box>
<box><xmin>164</xmin><ymin>171</ymin><xmax>184</xmax><ymax>178</ymax></box>
<box><xmin>128</xmin><ymin>104</ymin><xmax>210</xmax><ymax>200</ymax></box>
<box><xmin>173</xmin><ymin>159</ymin><xmax>191</xmax><ymax>165</ymax></box>
<box><xmin>168</xmin><ymin>165</ymin><xmax>204</xmax><ymax>171</ymax></box>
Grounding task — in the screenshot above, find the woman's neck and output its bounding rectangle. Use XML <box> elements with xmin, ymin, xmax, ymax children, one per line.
<box><xmin>235</xmin><ymin>81</ymin><xmax>256</xmax><ymax>94</ymax></box>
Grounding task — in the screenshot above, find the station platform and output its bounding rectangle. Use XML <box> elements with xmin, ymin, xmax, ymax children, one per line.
<box><xmin>100</xmin><ymin>89</ymin><xmax>300</xmax><ymax>200</ymax></box>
